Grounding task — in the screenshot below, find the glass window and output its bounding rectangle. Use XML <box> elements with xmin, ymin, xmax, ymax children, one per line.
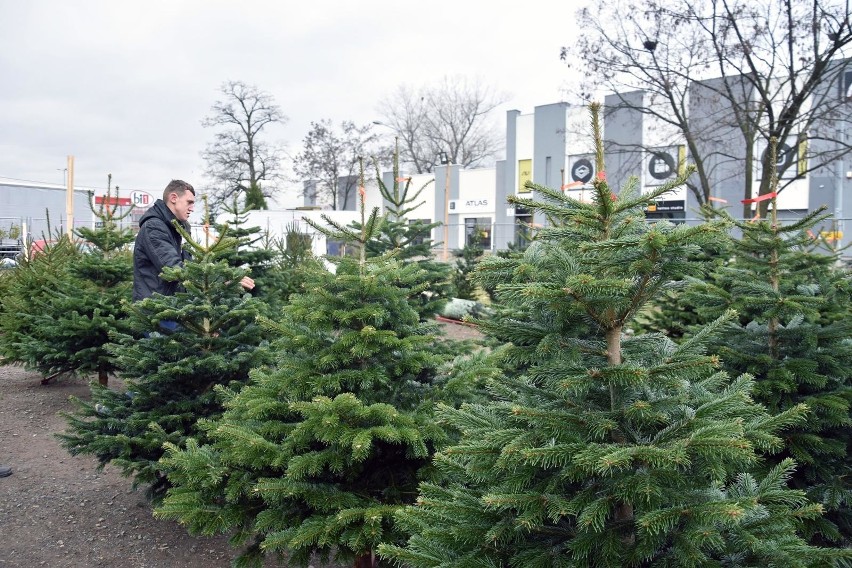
<box><xmin>464</xmin><ymin>217</ymin><xmax>492</xmax><ymax>248</ymax></box>
<box><xmin>407</xmin><ymin>218</ymin><xmax>431</xmax><ymax>246</ymax></box>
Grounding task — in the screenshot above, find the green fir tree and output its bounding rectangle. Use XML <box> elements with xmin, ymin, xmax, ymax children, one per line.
<box><xmin>365</xmin><ymin>146</ymin><xmax>453</xmax><ymax>319</ymax></box>
<box><xmin>0</xmin><ymin>229</ymin><xmax>78</xmax><ymax>369</ymax></box>
<box><xmin>58</xmin><ymin>224</ymin><xmax>270</xmax><ymax>498</ymax></box>
<box><xmin>211</xmin><ymin>196</ymin><xmax>288</xmax><ymax>312</ymax></box>
<box><xmin>379</xmin><ymin>105</ymin><xmax>850</xmax><ymax>568</ymax></box>
<box><xmin>263</xmin><ymin>221</ymin><xmax>324</xmax><ymax>305</ymax></box>
<box><xmin>632</xmin><ymin>216</ymin><xmax>733</xmax><ymax>340</ymax></box>
<box><xmin>677</xmin><ymin>145</ymin><xmax>852</xmax><ymax>545</ymax></box>
<box><xmin>244</xmin><ymin>181</ymin><xmax>268</xmax><ymax>211</ymax></box>
<box><xmin>213</xmin><ymin>196</ymin><xmax>276</xmax><ymax>275</ymax></box>
<box><xmin>3</xmin><ymin>178</ymin><xmax>134</xmax><ymax>384</ymax></box>
<box><xmin>155</xmin><ymin>176</ymin><xmax>452</xmax><ymax>568</ymax></box>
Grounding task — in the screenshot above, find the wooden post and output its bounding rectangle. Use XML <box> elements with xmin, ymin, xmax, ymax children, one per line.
<box><xmin>443</xmin><ymin>161</ymin><xmax>451</xmax><ymax>262</ymax></box>
<box><xmin>66</xmin><ymin>155</ymin><xmax>75</xmax><ymax>237</ymax></box>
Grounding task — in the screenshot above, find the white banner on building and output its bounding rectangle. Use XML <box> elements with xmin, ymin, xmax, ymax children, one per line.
<box><xmin>449</xmin><ymin>198</ymin><xmax>491</xmax><ymax>215</ymax></box>
<box><xmin>748</xmin><ymin>178</ymin><xmax>809</xmax><ymax>210</ymax></box>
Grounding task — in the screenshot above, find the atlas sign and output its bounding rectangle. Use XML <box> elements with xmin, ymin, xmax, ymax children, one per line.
<box><xmin>130</xmin><ymin>190</ymin><xmax>154</xmax><ymax>208</ymax></box>
<box><xmin>449</xmin><ymin>198</ymin><xmax>490</xmax><ymax>214</ymax></box>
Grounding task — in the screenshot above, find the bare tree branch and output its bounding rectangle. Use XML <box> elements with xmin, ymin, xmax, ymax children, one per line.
<box><xmin>292</xmin><ymin>120</ymin><xmax>379</xmax><ymax>210</ymax></box>
<box><xmin>201</xmin><ymin>81</ymin><xmax>288</xmax><ymax>212</ymax></box>
<box><xmin>565</xmin><ymin>0</ymin><xmax>852</xmax><ymax>217</ymax></box>
<box><xmin>377</xmin><ymin>76</ymin><xmax>505</xmax><ymax>173</ymax></box>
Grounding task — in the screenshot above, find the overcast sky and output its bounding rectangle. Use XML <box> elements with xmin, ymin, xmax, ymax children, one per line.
<box><xmin>0</xmin><ymin>1</ymin><xmax>582</xmax><ymax>206</ymax></box>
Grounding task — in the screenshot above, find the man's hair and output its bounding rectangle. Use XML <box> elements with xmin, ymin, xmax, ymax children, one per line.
<box><xmin>163</xmin><ymin>180</ymin><xmax>195</xmax><ymax>200</ymax></box>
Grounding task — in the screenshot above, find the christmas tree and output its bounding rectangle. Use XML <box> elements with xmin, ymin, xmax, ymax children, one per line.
<box><xmin>631</xmin><ymin>215</ymin><xmax>733</xmax><ymax>340</ymax></box>
<box><xmin>0</xmin><ymin>228</ymin><xmax>78</xmax><ymax>370</ymax></box>
<box><xmin>379</xmin><ymin>105</ymin><xmax>850</xmax><ymax>567</ymax></box>
<box><xmin>264</xmin><ymin>221</ymin><xmax>324</xmax><ymax>305</ymax></box>
<box><xmin>212</xmin><ymin>196</ymin><xmax>286</xmax><ymax>311</ymax></box>
<box><xmin>14</xmin><ymin>179</ymin><xmax>135</xmax><ymax>385</ymax></box>
<box><xmin>676</xmin><ymin>142</ymin><xmax>852</xmax><ymax>545</ymax></box>
<box><xmin>58</xmin><ymin>222</ymin><xmax>270</xmax><ymax>498</ymax></box>
<box><xmin>365</xmin><ymin>146</ymin><xmax>453</xmax><ymax>319</ymax></box>
<box><xmin>155</xmin><ymin>176</ymin><xmax>452</xmax><ymax>568</ymax></box>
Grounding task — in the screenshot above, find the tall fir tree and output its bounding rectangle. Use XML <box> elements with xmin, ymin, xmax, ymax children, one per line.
<box><xmin>155</xmin><ymin>173</ymin><xmax>453</xmax><ymax>568</ymax></box>
<box><xmin>58</xmin><ymin>223</ymin><xmax>270</xmax><ymax>498</ymax></box>
<box><xmin>676</xmin><ymin>141</ymin><xmax>852</xmax><ymax>545</ymax></box>
<box><xmin>265</xmin><ymin>221</ymin><xmax>324</xmax><ymax>304</ymax></box>
<box><xmin>0</xmin><ymin>228</ymin><xmax>78</xmax><ymax>369</ymax></box>
<box><xmin>213</xmin><ymin>196</ymin><xmax>276</xmax><ymax>275</ymax></box>
<box><xmin>379</xmin><ymin>105</ymin><xmax>851</xmax><ymax>568</ymax></box>
<box><xmin>631</xmin><ymin>212</ymin><xmax>733</xmax><ymax>340</ymax></box>
<box><xmin>5</xmin><ymin>178</ymin><xmax>135</xmax><ymax>384</ymax></box>
<box><xmin>365</xmin><ymin>145</ymin><xmax>453</xmax><ymax>319</ymax></box>
<box><xmin>211</xmin><ymin>196</ymin><xmax>285</xmax><ymax>312</ymax></box>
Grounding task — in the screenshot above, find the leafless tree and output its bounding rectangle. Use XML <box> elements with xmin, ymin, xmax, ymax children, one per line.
<box><xmin>292</xmin><ymin>120</ymin><xmax>379</xmax><ymax>210</ymax></box>
<box><xmin>376</xmin><ymin>76</ymin><xmax>505</xmax><ymax>173</ymax></box>
<box><xmin>565</xmin><ymin>0</ymin><xmax>852</xmax><ymax>217</ymax></box>
<box><xmin>201</xmin><ymin>81</ymin><xmax>288</xmax><ymax>211</ymax></box>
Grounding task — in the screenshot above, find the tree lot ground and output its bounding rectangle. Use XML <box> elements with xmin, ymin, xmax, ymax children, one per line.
<box><xmin>0</xmin><ymin>320</ymin><xmax>480</xmax><ymax>568</ymax></box>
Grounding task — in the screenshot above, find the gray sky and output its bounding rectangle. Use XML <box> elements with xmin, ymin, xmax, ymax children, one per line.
<box><xmin>0</xmin><ymin>0</ymin><xmax>580</xmax><ymax>206</ymax></box>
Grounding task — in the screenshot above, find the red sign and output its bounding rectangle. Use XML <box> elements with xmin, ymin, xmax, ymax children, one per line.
<box><xmin>94</xmin><ymin>195</ymin><xmax>132</xmax><ymax>206</ymax></box>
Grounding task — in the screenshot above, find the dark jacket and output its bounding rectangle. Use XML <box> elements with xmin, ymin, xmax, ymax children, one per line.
<box><xmin>132</xmin><ymin>199</ymin><xmax>191</xmax><ymax>301</ymax></box>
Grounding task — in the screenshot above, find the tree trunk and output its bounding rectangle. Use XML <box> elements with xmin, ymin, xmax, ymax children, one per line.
<box><xmin>354</xmin><ymin>551</ymin><xmax>377</xmax><ymax>568</ymax></box>
<box><xmin>605</xmin><ymin>325</ymin><xmax>634</xmax><ymax>543</ymax></box>
<box><xmin>98</xmin><ymin>367</ymin><xmax>109</xmax><ymax>386</ymax></box>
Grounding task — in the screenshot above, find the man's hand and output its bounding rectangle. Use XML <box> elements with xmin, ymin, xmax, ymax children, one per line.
<box><xmin>239</xmin><ymin>276</ymin><xmax>255</xmax><ymax>290</ymax></box>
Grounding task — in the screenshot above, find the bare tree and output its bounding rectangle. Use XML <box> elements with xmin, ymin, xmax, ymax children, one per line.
<box><xmin>292</xmin><ymin>120</ymin><xmax>379</xmax><ymax>210</ymax></box>
<box><xmin>201</xmin><ymin>81</ymin><xmax>288</xmax><ymax>211</ymax></box>
<box><xmin>376</xmin><ymin>76</ymin><xmax>505</xmax><ymax>173</ymax></box>
<box><xmin>565</xmin><ymin>0</ymin><xmax>852</xmax><ymax>217</ymax></box>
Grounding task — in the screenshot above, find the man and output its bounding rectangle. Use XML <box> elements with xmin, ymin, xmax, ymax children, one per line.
<box><xmin>133</xmin><ymin>180</ymin><xmax>253</xmax><ymax>301</ymax></box>
<box><xmin>133</xmin><ymin>180</ymin><xmax>197</xmax><ymax>301</ymax></box>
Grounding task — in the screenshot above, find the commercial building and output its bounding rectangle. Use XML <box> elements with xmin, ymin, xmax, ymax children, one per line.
<box><xmin>280</xmin><ymin>68</ymin><xmax>850</xmax><ymax>257</ymax></box>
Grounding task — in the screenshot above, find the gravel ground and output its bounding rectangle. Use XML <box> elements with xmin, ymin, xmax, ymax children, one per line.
<box><xmin>0</xmin><ymin>320</ymin><xmax>482</xmax><ymax>568</ymax></box>
<box><xmin>0</xmin><ymin>364</ymin><xmax>295</xmax><ymax>568</ymax></box>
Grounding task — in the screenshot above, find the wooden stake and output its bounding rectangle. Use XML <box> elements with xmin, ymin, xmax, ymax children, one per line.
<box><xmin>66</xmin><ymin>155</ymin><xmax>75</xmax><ymax>237</ymax></box>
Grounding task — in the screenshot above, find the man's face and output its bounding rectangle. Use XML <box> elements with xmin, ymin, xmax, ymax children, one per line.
<box><xmin>168</xmin><ymin>191</ymin><xmax>195</xmax><ymax>222</ymax></box>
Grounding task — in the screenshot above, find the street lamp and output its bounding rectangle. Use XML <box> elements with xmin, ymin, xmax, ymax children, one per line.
<box><xmin>440</xmin><ymin>152</ymin><xmax>451</xmax><ymax>261</ymax></box>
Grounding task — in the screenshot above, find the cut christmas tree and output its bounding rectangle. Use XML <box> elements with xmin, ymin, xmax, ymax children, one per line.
<box><xmin>677</xmin><ymin>140</ymin><xmax>852</xmax><ymax>545</ymax></box>
<box><xmin>7</xmin><ymin>177</ymin><xmax>135</xmax><ymax>385</ymax></box>
<box><xmin>155</xmin><ymin>172</ymin><xmax>454</xmax><ymax>568</ymax></box>
<box><xmin>59</xmin><ymin>223</ymin><xmax>270</xmax><ymax>498</ymax></box>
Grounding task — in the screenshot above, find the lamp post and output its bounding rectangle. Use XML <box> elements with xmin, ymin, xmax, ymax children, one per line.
<box><xmin>440</xmin><ymin>152</ymin><xmax>451</xmax><ymax>261</ymax></box>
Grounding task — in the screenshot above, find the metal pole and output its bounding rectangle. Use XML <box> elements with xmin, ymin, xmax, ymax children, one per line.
<box><xmin>836</xmin><ymin>140</ymin><xmax>843</xmax><ymax>243</ymax></box>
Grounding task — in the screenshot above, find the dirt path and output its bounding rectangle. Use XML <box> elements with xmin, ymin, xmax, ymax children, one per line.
<box><xmin>0</xmin><ymin>364</ymin><xmax>301</xmax><ymax>567</ymax></box>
